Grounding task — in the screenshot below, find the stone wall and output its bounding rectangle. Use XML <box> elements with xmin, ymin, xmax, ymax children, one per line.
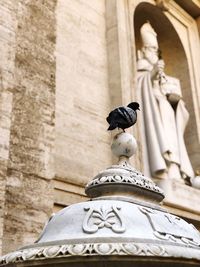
<box><xmin>55</xmin><ymin>0</ymin><xmax>112</xmax><ymax>187</ymax></box>
<box><xmin>0</xmin><ymin>0</ymin><xmax>113</xmax><ymax>255</ymax></box>
<box><xmin>1</xmin><ymin>0</ymin><xmax>56</xmax><ymax>254</ymax></box>
<box><xmin>0</xmin><ymin>0</ymin><xmax>200</xmax><ymax>256</ymax></box>
<box><xmin>0</xmin><ymin>0</ymin><xmax>17</xmax><ymax>254</ymax></box>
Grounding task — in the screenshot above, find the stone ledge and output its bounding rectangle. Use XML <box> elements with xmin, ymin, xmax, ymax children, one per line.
<box><xmin>157</xmin><ymin>179</ymin><xmax>200</xmax><ymax>215</ymax></box>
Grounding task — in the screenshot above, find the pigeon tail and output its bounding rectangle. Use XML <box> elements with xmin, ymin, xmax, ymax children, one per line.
<box><xmin>107</xmin><ymin>122</ymin><xmax>117</xmax><ymax>131</ymax></box>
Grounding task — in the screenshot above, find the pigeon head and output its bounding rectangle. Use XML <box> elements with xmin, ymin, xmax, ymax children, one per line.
<box><xmin>127</xmin><ymin>102</ymin><xmax>140</xmax><ymax>111</ymax></box>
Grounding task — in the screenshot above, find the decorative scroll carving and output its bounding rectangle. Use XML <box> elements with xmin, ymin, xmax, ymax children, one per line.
<box><xmin>140</xmin><ymin>207</ymin><xmax>200</xmax><ymax>247</ymax></box>
<box><xmin>82</xmin><ymin>205</ymin><xmax>125</xmax><ymax>234</ymax></box>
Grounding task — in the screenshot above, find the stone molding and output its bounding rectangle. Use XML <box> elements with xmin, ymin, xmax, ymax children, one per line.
<box><xmin>86</xmin><ymin>173</ymin><xmax>163</xmax><ymax>194</ymax></box>
<box><xmin>1</xmin><ymin>242</ymin><xmax>200</xmax><ymax>265</ymax></box>
<box><xmin>85</xmin><ymin>163</ymin><xmax>164</xmax><ymax>200</ymax></box>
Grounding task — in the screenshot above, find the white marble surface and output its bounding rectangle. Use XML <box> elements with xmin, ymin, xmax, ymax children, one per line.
<box><xmin>111</xmin><ymin>133</ymin><xmax>137</xmax><ymax>158</ymax></box>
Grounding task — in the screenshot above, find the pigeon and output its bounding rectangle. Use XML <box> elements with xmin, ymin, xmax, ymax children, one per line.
<box><xmin>106</xmin><ymin>102</ymin><xmax>140</xmax><ymax>131</ymax></box>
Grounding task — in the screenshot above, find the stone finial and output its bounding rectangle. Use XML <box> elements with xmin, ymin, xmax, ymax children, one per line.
<box><xmin>111</xmin><ymin>132</ymin><xmax>137</xmax><ymax>160</ymax></box>
<box><xmin>85</xmin><ymin>131</ymin><xmax>164</xmax><ymax>202</ymax></box>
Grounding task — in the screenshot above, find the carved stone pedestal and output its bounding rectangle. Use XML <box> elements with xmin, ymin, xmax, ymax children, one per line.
<box><xmin>0</xmin><ymin>133</ymin><xmax>200</xmax><ymax>267</ymax></box>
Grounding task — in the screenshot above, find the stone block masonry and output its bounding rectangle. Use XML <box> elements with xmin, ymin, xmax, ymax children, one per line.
<box><xmin>0</xmin><ymin>0</ymin><xmax>113</xmax><ymax>254</ymax></box>
<box><xmin>0</xmin><ymin>0</ymin><xmax>18</xmax><ymax>255</ymax></box>
<box><xmin>55</xmin><ymin>0</ymin><xmax>112</xmax><ymax>186</ymax></box>
<box><xmin>1</xmin><ymin>0</ymin><xmax>56</xmax><ymax>254</ymax></box>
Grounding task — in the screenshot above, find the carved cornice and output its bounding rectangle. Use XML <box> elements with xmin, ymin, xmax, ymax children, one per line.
<box><xmin>86</xmin><ymin>172</ymin><xmax>164</xmax><ymax>196</ymax></box>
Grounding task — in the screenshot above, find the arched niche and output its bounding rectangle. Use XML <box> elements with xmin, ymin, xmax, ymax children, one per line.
<box><xmin>134</xmin><ymin>2</ymin><xmax>198</xmax><ymax>173</ymax></box>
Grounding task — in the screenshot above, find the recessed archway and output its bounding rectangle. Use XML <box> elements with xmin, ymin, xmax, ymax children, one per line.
<box><xmin>134</xmin><ymin>2</ymin><xmax>198</xmax><ymax>172</ymax></box>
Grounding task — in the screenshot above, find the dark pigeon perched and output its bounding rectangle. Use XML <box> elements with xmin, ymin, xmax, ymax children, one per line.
<box><xmin>106</xmin><ymin>102</ymin><xmax>140</xmax><ymax>131</ymax></box>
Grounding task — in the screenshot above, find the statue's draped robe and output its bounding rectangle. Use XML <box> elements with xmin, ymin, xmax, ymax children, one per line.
<box><xmin>137</xmin><ymin>70</ymin><xmax>194</xmax><ymax>179</ymax></box>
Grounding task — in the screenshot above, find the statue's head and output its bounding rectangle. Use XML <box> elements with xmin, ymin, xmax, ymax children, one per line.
<box><xmin>140</xmin><ymin>22</ymin><xmax>159</xmax><ymax>65</ymax></box>
<box><xmin>142</xmin><ymin>46</ymin><xmax>159</xmax><ymax>65</ymax></box>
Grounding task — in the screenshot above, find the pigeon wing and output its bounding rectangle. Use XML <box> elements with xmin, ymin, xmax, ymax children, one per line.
<box><xmin>106</xmin><ymin>108</ymin><xmax>126</xmax><ymax>124</ymax></box>
<box><xmin>118</xmin><ymin>107</ymin><xmax>134</xmax><ymax>124</ymax></box>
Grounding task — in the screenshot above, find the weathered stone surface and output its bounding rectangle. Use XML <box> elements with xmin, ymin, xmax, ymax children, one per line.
<box><xmin>0</xmin><ymin>0</ymin><xmax>17</xmax><ymax>255</ymax></box>
<box><xmin>1</xmin><ymin>0</ymin><xmax>56</xmax><ymax>255</ymax></box>
<box><xmin>3</xmin><ymin>171</ymin><xmax>53</xmax><ymax>253</ymax></box>
<box><xmin>0</xmin><ymin>93</ymin><xmax>13</xmax><ymax>254</ymax></box>
<box><xmin>55</xmin><ymin>0</ymin><xmax>112</xmax><ymax>186</ymax></box>
<box><xmin>53</xmin><ymin>179</ymin><xmax>88</xmax><ymax>208</ymax></box>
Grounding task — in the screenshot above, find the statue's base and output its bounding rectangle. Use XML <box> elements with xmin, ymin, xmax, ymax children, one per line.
<box><xmin>157</xmin><ymin>179</ymin><xmax>200</xmax><ymax>221</ymax></box>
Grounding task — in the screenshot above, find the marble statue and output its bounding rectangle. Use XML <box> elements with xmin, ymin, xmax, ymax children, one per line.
<box><xmin>137</xmin><ymin>22</ymin><xmax>194</xmax><ymax>182</ymax></box>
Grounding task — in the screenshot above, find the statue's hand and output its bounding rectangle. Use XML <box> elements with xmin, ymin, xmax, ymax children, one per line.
<box><xmin>151</xmin><ymin>59</ymin><xmax>165</xmax><ymax>79</ymax></box>
<box><xmin>157</xmin><ymin>59</ymin><xmax>165</xmax><ymax>72</ymax></box>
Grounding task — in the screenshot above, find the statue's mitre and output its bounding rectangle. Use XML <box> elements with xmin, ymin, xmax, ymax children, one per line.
<box><xmin>140</xmin><ymin>22</ymin><xmax>158</xmax><ymax>48</ymax></box>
